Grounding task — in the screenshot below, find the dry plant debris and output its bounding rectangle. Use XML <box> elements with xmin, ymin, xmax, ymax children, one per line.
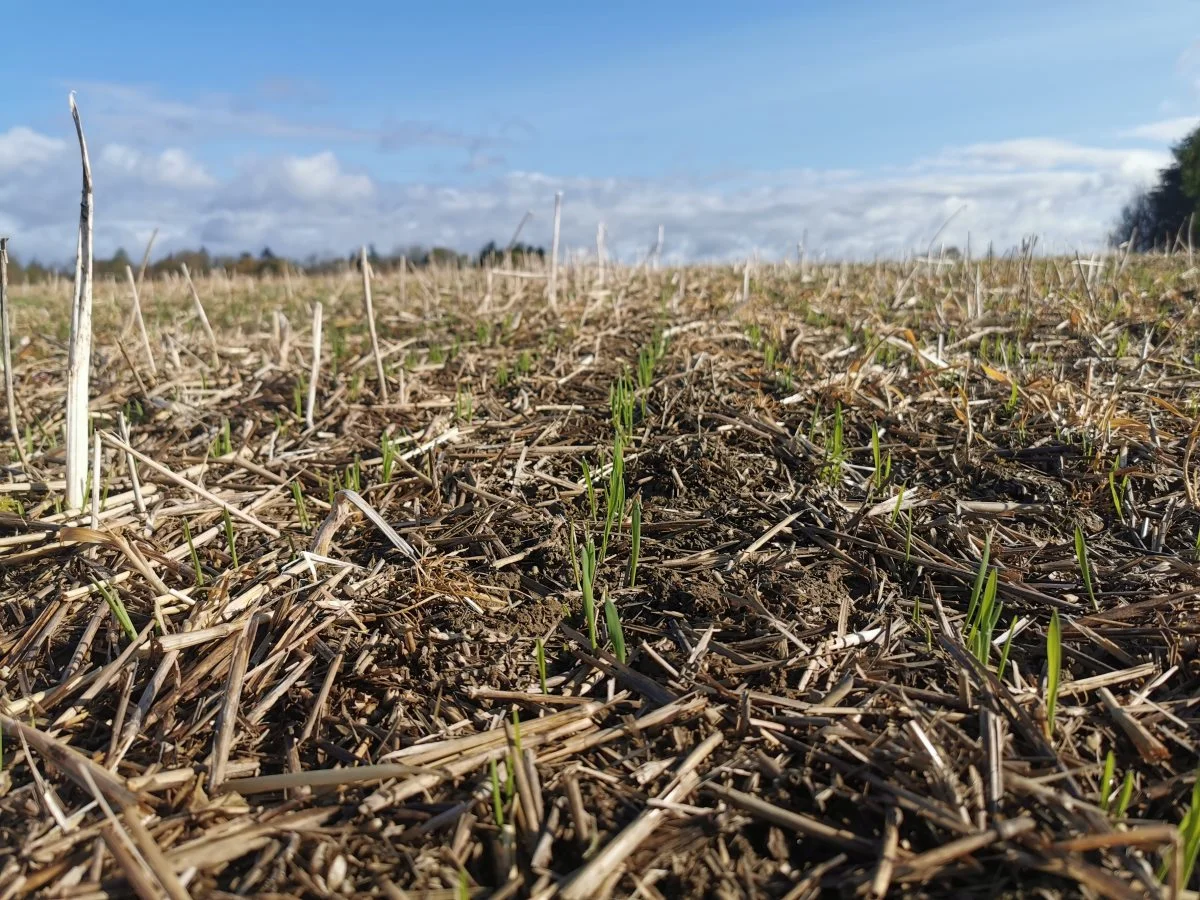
<box><xmin>0</xmin><ymin>251</ymin><xmax>1199</xmax><ymax>899</ymax></box>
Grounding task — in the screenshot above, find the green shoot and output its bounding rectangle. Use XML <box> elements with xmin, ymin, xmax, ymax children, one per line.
<box><xmin>536</xmin><ymin>638</ymin><xmax>547</xmax><ymax>695</ymax></box>
<box><xmin>628</xmin><ymin>496</ymin><xmax>642</xmax><ymax>588</ymax></box>
<box><xmin>997</xmin><ymin>616</ymin><xmax>1017</xmax><ymax>679</ymax></box>
<box><xmin>1115</xmin><ymin>771</ymin><xmax>1135</xmax><ymax>820</ymax></box>
<box><xmin>610</xmin><ymin>370</ymin><xmax>635</xmax><ymax>441</ymax></box>
<box><xmin>1074</xmin><ymin>525</ymin><xmax>1098</xmax><ymax>611</ymax></box>
<box><xmin>490</xmin><ymin>758</ymin><xmax>505</xmax><ymax>827</ymax></box>
<box><xmin>290</xmin><ymin>481</ymin><xmax>310</xmax><ymax>531</ymax></box>
<box><xmin>890</xmin><ymin>483</ymin><xmax>906</xmax><ymax>525</ymax></box>
<box><xmin>1108</xmin><ymin>457</ymin><xmax>1123</xmax><ymax>521</ymax></box>
<box><xmin>183</xmin><ymin>519</ymin><xmax>204</xmax><ymax>586</ymax></box>
<box><xmin>870</xmin><ymin>422</ymin><xmax>891</xmax><ymax>489</ymax></box>
<box><xmin>821</xmin><ymin>402</ymin><xmax>845</xmax><ymax>486</ymax></box>
<box><xmin>1160</xmin><ymin>771</ymin><xmax>1200</xmax><ymax>886</ymax></box>
<box><xmin>1046</xmin><ymin>610</ymin><xmax>1062</xmax><ymax>738</ymax></box>
<box><xmin>516</xmin><ymin>349</ymin><xmax>532</xmax><ymax>376</ymax></box>
<box><xmin>603</xmin><ymin>592</ymin><xmax>626</xmax><ymax>664</ymax></box>
<box><xmin>966</xmin><ymin>568</ymin><xmax>1001</xmax><ymax>666</ymax></box>
<box><xmin>381</xmin><ymin>430</ymin><xmax>397</xmax><ymax>483</ymax></box>
<box><xmin>1004</xmin><ymin>378</ymin><xmax>1019</xmax><ymax>413</ymax></box>
<box><xmin>212</xmin><ymin>417</ymin><xmax>233</xmax><ymax>456</ymax></box>
<box><xmin>223</xmin><ymin>509</ymin><xmax>239</xmax><ymax>568</ymax></box>
<box><xmin>1100</xmin><ymin>750</ymin><xmax>1116</xmax><ymax>813</ymax></box>
<box><xmin>94</xmin><ymin>579</ymin><xmax>137</xmax><ymax>642</ymax></box>
<box><xmin>965</xmin><ymin>532</ymin><xmax>993</xmax><ymax>630</ymax></box>
<box><xmin>580</xmin><ymin>536</ymin><xmax>598</xmax><ymax>649</ymax></box>
<box><xmin>346</xmin><ymin>455</ymin><xmax>362</xmax><ymax>493</ymax></box>
<box><xmin>601</xmin><ymin>436</ymin><xmax>626</xmax><ymax>562</ymax></box>
<box><xmin>455</xmin><ymin>384</ymin><xmax>474</xmax><ymax>422</ymax></box>
<box><xmin>457</xmin><ymin>869</ymin><xmax>470</xmax><ymax>900</ymax></box>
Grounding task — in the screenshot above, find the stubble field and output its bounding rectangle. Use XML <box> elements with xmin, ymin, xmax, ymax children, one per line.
<box><xmin>0</xmin><ymin>251</ymin><xmax>1198</xmax><ymax>899</ymax></box>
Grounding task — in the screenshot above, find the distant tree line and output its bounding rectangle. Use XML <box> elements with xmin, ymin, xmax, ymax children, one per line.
<box><xmin>1111</xmin><ymin>123</ymin><xmax>1200</xmax><ymax>252</ymax></box>
<box><xmin>2</xmin><ymin>240</ymin><xmax>547</xmax><ymax>283</ymax></box>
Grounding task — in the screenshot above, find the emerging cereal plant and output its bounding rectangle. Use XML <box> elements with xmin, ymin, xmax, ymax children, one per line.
<box><xmin>0</xmin><ymin>98</ymin><xmax>1199</xmax><ymax>900</ymax></box>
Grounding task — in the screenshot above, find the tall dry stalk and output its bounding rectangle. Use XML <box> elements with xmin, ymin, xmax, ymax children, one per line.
<box><xmin>124</xmin><ymin>265</ymin><xmax>157</xmax><ymax>378</ymax></box>
<box><xmin>0</xmin><ymin>238</ymin><xmax>31</xmax><ymax>474</ymax></box>
<box><xmin>360</xmin><ymin>246</ymin><xmax>388</xmax><ymax>401</ymax></box>
<box><xmin>65</xmin><ymin>93</ymin><xmax>94</xmax><ymax>510</ymax></box>
<box><xmin>305</xmin><ymin>300</ymin><xmax>323</xmax><ymax>429</ymax></box>
<box><xmin>180</xmin><ymin>263</ymin><xmax>219</xmax><ymax>368</ymax></box>
<box><xmin>548</xmin><ymin>191</ymin><xmax>563</xmax><ymax>310</ymax></box>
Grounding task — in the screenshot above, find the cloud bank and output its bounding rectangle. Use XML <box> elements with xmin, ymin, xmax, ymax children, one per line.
<box><xmin>0</xmin><ymin>109</ymin><xmax>1179</xmax><ymax>266</ymax></box>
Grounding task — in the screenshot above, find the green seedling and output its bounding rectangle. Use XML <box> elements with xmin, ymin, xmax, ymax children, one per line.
<box><xmin>871</xmin><ymin>422</ymin><xmax>891</xmax><ymax>489</ymax></box>
<box><xmin>601</xmin><ymin>436</ymin><xmax>626</xmax><ymax>563</ymax></box>
<box><xmin>628</xmin><ymin>496</ymin><xmax>642</xmax><ymax>588</ymax></box>
<box><xmin>223</xmin><ymin>509</ymin><xmax>239</xmax><ymax>568</ymax></box>
<box><xmin>610</xmin><ymin>370</ymin><xmax>635</xmax><ymax>441</ymax></box>
<box><xmin>1160</xmin><ymin>771</ymin><xmax>1200</xmax><ymax>886</ymax></box>
<box><xmin>346</xmin><ymin>455</ymin><xmax>362</xmax><ymax>492</ymax></box>
<box><xmin>821</xmin><ymin>402</ymin><xmax>845</xmax><ymax>486</ymax></box>
<box><xmin>212</xmin><ymin>417</ymin><xmax>233</xmax><ymax>456</ymax></box>
<box><xmin>1115</xmin><ymin>771</ymin><xmax>1135</xmax><ymax>820</ymax></box>
<box><xmin>997</xmin><ymin>616</ymin><xmax>1017</xmax><ymax>679</ymax></box>
<box><xmin>290</xmin><ymin>481</ymin><xmax>310</xmax><ymax>531</ymax></box>
<box><xmin>966</xmin><ymin>568</ymin><xmax>1002</xmax><ymax>667</ymax></box>
<box><xmin>94</xmin><ymin>578</ymin><xmax>137</xmax><ymax>642</ymax></box>
<box><xmin>515</xmin><ymin>350</ymin><xmax>532</xmax><ymax>376</ymax></box>
<box><xmin>1046</xmin><ymin>610</ymin><xmax>1062</xmax><ymax>738</ymax></box>
<box><xmin>1074</xmin><ymin>525</ymin><xmax>1098</xmax><ymax>611</ymax></box>
<box><xmin>580</xmin><ymin>536</ymin><xmax>598</xmax><ymax>649</ymax></box>
<box><xmin>1108</xmin><ymin>458</ymin><xmax>1123</xmax><ymax>521</ymax></box>
<box><xmin>1100</xmin><ymin>750</ymin><xmax>1116</xmax><ymax>813</ymax></box>
<box><xmin>603</xmin><ymin>592</ymin><xmax>626</xmax><ymax>664</ymax></box>
<box><xmin>381</xmin><ymin>431</ymin><xmax>397</xmax><ymax>483</ymax></box>
<box><xmin>965</xmin><ymin>532</ymin><xmax>993</xmax><ymax>628</ymax></box>
<box><xmin>490</xmin><ymin>758</ymin><xmax>505</xmax><ymax>827</ymax></box>
<box><xmin>536</xmin><ymin>638</ymin><xmax>547</xmax><ymax>695</ymax></box>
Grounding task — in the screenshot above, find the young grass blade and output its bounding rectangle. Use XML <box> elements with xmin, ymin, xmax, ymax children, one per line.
<box><xmin>997</xmin><ymin>615</ymin><xmax>1017</xmax><ymax>679</ymax></box>
<box><xmin>1100</xmin><ymin>750</ymin><xmax>1116</xmax><ymax>813</ymax></box>
<box><xmin>223</xmin><ymin>509</ymin><xmax>239</xmax><ymax>569</ymax></box>
<box><xmin>581</xmin><ymin>537</ymin><xmax>597</xmax><ymax>650</ymax></box>
<box><xmin>490</xmin><ymin>759</ymin><xmax>505</xmax><ymax>827</ymax></box>
<box><xmin>965</xmin><ymin>531</ymin><xmax>993</xmax><ymax>629</ymax></box>
<box><xmin>536</xmin><ymin>638</ymin><xmax>548</xmax><ymax>695</ymax></box>
<box><xmin>602</xmin><ymin>592</ymin><xmax>626</xmax><ymax>664</ymax></box>
<box><xmin>94</xmin><ymin>579</ymin><xmax>136</xmax><ymax>642</ymax></box>
<box><xmin>1046</xmin><ymin>610</ymin><xmax>1062</xmax><ymax>738</ymax></box>
<box><xmin>1115</xmin><ymin>771</ymin><xmax>1135</xmax><ymax>820</ymax></box>
<box><xmin>1074</xmin><ymin>525</ymin><xmax>1099</xmax><ymax>611</ymax></box>
<box><xmin>628</xmin><ymin>496</ymin><xmax>642</xmax><ymax>588</ymax></box>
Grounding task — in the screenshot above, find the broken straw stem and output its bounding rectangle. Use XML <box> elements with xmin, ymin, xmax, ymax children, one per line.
<box><xmin>180</xmin><ymin>263</ymin><xmax>220</xmax><ymax>368</ymax></box>
<box><xmin>360</xmin><ymin>246</ymin><xmax>389</xmax><ymax>401</ymax></box>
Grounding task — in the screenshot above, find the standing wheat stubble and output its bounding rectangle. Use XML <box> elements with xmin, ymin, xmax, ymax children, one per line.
<box><xmin>65</xmin><ymin>93</ymin><xmax>94</xmax><ymax>511</ymax></box>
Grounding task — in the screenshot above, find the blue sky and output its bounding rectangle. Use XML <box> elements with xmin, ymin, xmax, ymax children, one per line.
<box><xmin>0</xmin><ymin>1</ymin><xmax>1197</xmax><ymax>262</ymax></box>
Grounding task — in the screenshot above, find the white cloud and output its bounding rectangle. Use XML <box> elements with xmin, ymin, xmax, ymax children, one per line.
<box><xmin>1119</xmin><ymin>116</ymin><xmax>1200</xmax><ymax>143</ymax></box>
<box><xmin>0</xmin><ymin>126</ymin><xmax>66</xmax><ymax>172</ymax></box>
<box><xmin>280</xmin><ymin>152</ymin><xmax>372</xmax><ymax>202</ymax></box>
<box><xmin>100</xmin><ymin>144</ymin><xmax>215</xmax><ymax>189</ymax></box>
<box><xmin>0</xmin><ymin>125</ymin><xmax>1180</xmax><ymax>265</ymax></box>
